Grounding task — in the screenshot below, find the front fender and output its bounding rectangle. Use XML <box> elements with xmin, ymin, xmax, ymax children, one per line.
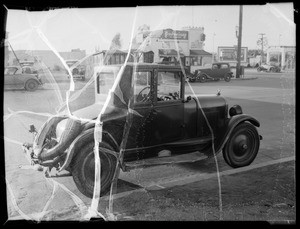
<box><xmin>59</xmin><ymin>128</ymin><xmax>119</xmax><ymax>172</ymax></box>
<box><xmin>227</xmin><ymin>114</ymin><xmax>260</xmax><ymax>128</ymax></box>
<box><xmin>214</xmin><ymin>114</ymin><xmax>261</xmax><ymax>155</ymax></box>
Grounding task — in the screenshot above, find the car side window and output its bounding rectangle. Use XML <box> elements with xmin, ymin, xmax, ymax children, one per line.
<box><xmin>134</xmin><ymin>71</ymin><xmax>152</xmax><ymax>104</ymax></box>
<box><xmin>157</xmin><ymin>71</ymin><xmax>181</xmax><ymax>102</ymax></box>
<box><xmin>212</xmin><ymin>64</ymin><xmax>219</xmax><ymax>69</ymax></box>
<box><xmin>220</xmin><ymin>64</ymin><xmax>229</xmax><ymax>69</ymax></box>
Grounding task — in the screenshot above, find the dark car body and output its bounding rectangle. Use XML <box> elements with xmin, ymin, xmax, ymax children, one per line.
<box><xmin>23</xmin><ymin>63</ymin><xmax>262</xmax><ymax>198</ymax></box>
<box><xmin>189</xmin><ymin>62</ymin><xmax>233</xmax><ymax>82</ymax></box>
<box><xmin>65</xmin><ymin>60</ymin><xmax>86</xmax><ymax>81</ymax></box>
<box><xmin>4</xmin><ymin>66</ymin><xmax>43</xmax><ymax>91</ymax></box>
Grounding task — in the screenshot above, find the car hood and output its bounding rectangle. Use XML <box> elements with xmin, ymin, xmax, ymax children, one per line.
<box><xmin>72</xmin><ymin>102</ymin><xmax>128</xmax><ymax>122</ymax></box>
<box><xmin>72</xmin><ymin>102</ymin><xmax>104</xmax><ymax>120</ymax></box>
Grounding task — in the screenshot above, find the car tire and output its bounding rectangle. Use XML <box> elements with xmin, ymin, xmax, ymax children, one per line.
<box><xmin>224</xmin><ymin>74</ymin><xmax>231</xmax><ymax>82</ymax></box>
<box><xmin>270</xmin><ymin>67</ymin><xmax>276</xmax><ymax>73</ymax></box>
<box><xmin>223</xmin><ymin>122</ymin><xmax>260</xmax><ymax>168</ymax></box>
<box><xmin>198</xmin><ymin>74</ymin><xmax>206</xmax><ymax>83</ymax></box>
<box><xmin>71</xmin><ymin>141</ymin><xmax>117</xmax><ymax>198</ymax></box>
<box><xmin>257</xmin><ymin>67</ymin><xmax>261</xmax><ymax>72</ymax></box>
<box><xmin>25</xmin><ymin>79</ymin><xmax>38</xmax><ymax>91</ymax></box>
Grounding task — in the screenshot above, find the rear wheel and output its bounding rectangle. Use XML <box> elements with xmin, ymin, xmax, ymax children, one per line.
<box><xmin>25</xmin><ymin>79</ymin><xmax>38</xmax><ymax>91</ymax></box>
<box><xmin>224</xmin><ymin>74</ymin><xmax>231</xmax><ymax>82</ymax></box>
<box><xmin>71</xmin><ymin>141</ymin><xmax>117</xmax><ymax>198</ymax></box>
<box><xmin>198</xmin><ymin>74</ymin><xmax>206</xmax><ymax>83</ymax></box>
<box><xmin>223</xmin><ymin>122</ymin><xmax>260</xmax><ymax>168</ymax></box>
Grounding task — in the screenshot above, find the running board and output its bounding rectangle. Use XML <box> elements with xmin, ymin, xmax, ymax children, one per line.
<box><xmin>124</xmin><ymin>151</ymin><xmax>208</xmax><ymax>171</ymax></box>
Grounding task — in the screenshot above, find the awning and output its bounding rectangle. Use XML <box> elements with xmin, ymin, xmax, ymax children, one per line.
<box><xmin>190</xmin><ymin>50</ymin><xmax>212</xmax><ymax>56</ymax></box>
<box><xmin>159</xmin><ymin>49</ymin><xmax>183</xmax><ymax>57</ymax></box>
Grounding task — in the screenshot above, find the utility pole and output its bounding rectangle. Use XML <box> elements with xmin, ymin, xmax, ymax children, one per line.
<box><xmin>236</xmin><ymin>5</ymin><xmax>243</xmax><ymax>78</ymax></box>
<box><xmin>258</xmin><ymin>33</ymin><xmax>265</xmax><ymax>65</ymax></box>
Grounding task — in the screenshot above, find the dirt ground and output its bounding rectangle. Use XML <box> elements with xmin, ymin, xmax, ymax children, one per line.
<box><xmin>97</xmin><ymin>160</ymin><xmax>295</xmax><ymax>222</ymax></box>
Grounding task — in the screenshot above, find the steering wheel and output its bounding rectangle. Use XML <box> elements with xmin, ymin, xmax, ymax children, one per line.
<box><xmin>136</xmin><ymin>86</ymin><xmax>151</xmax><ymax>102</ymax></box>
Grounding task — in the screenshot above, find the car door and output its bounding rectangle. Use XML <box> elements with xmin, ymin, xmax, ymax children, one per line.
<box><xmin>13</xmin><ymin>67</ymin><xmax>26</xmax><ymax>87</ymax></box>
<box><xmin>151</xmin><ymin>68</ymin><xmax>184</xmax><ymax>145</ymax></box>
<box><xmin>212</xmin><ymin>63</ymin><xmax>222</xmax><ymax>78</ymax></box>
<box><xmin>126</xmin><ymin>69</ymin><xmax>154</xmax><ymax>150</ymax></box>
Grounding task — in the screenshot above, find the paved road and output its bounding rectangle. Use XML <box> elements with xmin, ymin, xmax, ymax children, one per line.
<box><xmin>3</xmin><ymin>71</ymin><xmax>295</xmax><ymax>221</ymax></box>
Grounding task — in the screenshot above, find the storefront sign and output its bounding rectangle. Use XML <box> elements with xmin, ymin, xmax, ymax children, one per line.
<box><xmin>218</xmin><ymin>47</ymin><xmax>248</xmax><ymax>62</ymax></box>
<box><xmin>162</xmin><ymin>29</ymin><xmax>188</xmax><ymax>40</ymax></box>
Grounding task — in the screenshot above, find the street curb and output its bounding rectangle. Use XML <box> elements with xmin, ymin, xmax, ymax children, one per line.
<box><xmin>231</xmin><ymin>76</ymin><xmax>258</xmax><ymax>81</ymax></box>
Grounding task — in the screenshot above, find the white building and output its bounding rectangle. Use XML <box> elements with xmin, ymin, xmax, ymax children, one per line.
<box><xmin>132</xmin><ymin>27</ymin><xmax>212</xmax><ymax>73</ymax></box>
<box><xmin>266</xmin><ymin>46</ymin><xmax>295</xmax><ymax>71</ymax></box>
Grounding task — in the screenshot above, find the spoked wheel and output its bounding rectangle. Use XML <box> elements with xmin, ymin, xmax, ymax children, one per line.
<box><xmin>71</xmin><ymin>142</ymin><xmax>117</xmax><ymax>198</ymax></box>
<box><xmin>223</xmin><ymin>122</ymin><xmax>260</xmax><ymax>168</ymax></box>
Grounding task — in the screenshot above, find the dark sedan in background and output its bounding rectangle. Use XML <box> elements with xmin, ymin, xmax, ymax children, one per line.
<box><xmin>188</xmin><ymin>62</ymin><xmax>233</xmax><ymax>83</ymax></box>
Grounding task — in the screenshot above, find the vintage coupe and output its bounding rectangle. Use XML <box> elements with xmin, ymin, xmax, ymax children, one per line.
<box><xmin>188</xmin><ymin>62</ymin><xmax>233</xmax><ymax>83</ymax></box>
<box><xmin>4</xmin><ymin>65</ymin><xmax>43</xmax><ymax>91</ymax></box>
<box><xmin>257</xmin><ymin>63</ymin><xmax>281</xmax><ymax>73</ymax></box>
<box><xmin>23</xmin><ymin>63</ymin><xmax>262</xmax><ymax>198</ymax></box>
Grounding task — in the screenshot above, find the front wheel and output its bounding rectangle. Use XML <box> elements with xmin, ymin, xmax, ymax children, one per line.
<box><xmin>71</xmin><ymin>141</ymin><xmax>117</xmax><ymax>198</ymax></box>
<box><xmin>223</xmin><ymin>122</ymin><xmax>260</xmax><ymax>168</ymax></box>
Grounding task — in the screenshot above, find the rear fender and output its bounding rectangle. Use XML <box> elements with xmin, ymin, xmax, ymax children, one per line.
<box><xmin>59</xmin><ymin>128</ymin><xmax>120</xmax><ymax>172</ymax></box>
<box><xmin>215</xmin><ymin>114</ymin><xmax>261</xmax><ymax>154</ymax></box>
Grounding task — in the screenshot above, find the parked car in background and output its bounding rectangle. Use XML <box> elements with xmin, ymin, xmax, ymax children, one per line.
<box><xmin>4</xmin><ymin>65</ymin><xmax>43</xmax><ymax>91</ymax></box>
<box><xmin>188</xmin><ymin>62</ymin><xmax>233</xmax><ymax>83</ymax></box>
<box><xmin>23</xmin><ymin>63</ymin><xmax>262</xmax><ymax>198</ymax></box>
<box><xmin>65</xmin><ymin>59</ymin><xmax>86</xmax><ymax>81</ymax></box>
<box><xmin>257</xmin><ymin>64</ymin><xmax>281</xmax><ymax>73</ymax></box>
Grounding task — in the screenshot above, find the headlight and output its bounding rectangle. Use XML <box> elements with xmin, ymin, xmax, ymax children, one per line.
<box><xmin>56</xmin><ymin>119</ymin><xmax>68</xmax><ymax>142</ymax></box>
<box><xmin>229</xmin><ymin>105</ymin><xmax>243</xmax><ymax>116</ymax></box>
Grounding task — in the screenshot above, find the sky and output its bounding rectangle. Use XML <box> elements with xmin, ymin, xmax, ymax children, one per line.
<box><xmin>5</xmin><ymin>3</ymin><xmax>295</xmax><ymax>54</ymax></box>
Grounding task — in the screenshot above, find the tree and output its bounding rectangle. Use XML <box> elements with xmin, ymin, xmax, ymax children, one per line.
<box><xmin>110</xmin><ymin>33</ymin><xmax>122</xmax><ymax>50</ymax></box>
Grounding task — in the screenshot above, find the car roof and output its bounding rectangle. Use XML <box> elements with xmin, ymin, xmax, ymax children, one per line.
<box><xmin>110</xmin><ymin>62</ymin><xmax>187</xmax><ymax>70</ymax></box>
<box><xmin>6</xmin><ymin>65</ymin><xmax>21</xmax><ymax>68</ymax></box>
<box><xmin>213</xmin><ymin>62</ymin><xmax>230</xmax><ymax>65</ymax></box>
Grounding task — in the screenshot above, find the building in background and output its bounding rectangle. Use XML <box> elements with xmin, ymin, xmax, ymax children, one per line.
<box><xmin>266</xmin><ymin>46</ymin><xmax>295</xmax><ymax>71</ymax></box>
<box><xmin>131</xmin><ymin>26</ymin><xmax>212</xmax><ymax>74</ymax></box>
<box><xmin>217</xmin><ymin>46</ymin><xmax>248</xmax><ymax>67</ymax></box>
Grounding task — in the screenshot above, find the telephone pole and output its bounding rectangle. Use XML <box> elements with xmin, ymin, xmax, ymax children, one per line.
<box><xmin>258</xmin><ymin>33</ymin><xmax>266</xmax><ymax>64</ymax></box>
<box><xmin>236</xmin><ymin>5</ymin><xmax>243</xmax><ymax>78</ymax></box>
